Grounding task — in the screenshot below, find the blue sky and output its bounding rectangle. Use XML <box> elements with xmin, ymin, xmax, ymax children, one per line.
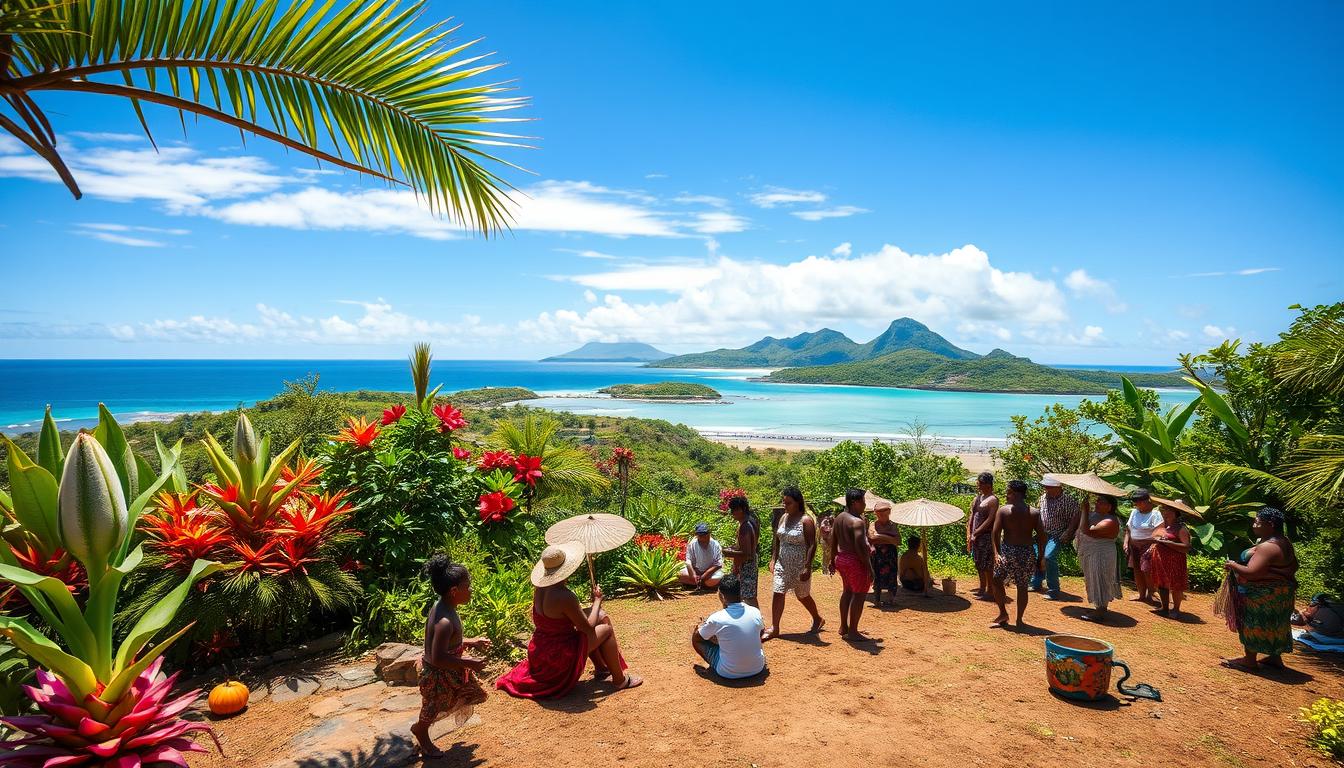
<box><xmin>1</xmin><ymin>0</ymin><xmax>1340</xmax><ymax>364</ymax></box>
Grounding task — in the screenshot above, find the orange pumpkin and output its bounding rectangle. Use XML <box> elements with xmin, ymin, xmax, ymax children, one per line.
<box><xmin>207</xmin><ymin>681</ymin><xmax>250</xmax><ymax>716</ymax></box>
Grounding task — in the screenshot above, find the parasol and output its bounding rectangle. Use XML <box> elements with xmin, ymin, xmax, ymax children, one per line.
<box><xmin>831</xmin><ymin>490</ymin><xmax>895</xmax><ymax>511</ymax></box>
<box><xmin>887</xmin><ymin>498</ymin><xmax>966</xmax><ymax>597</ymax></box>
<box><xmin>1050</xmin><ymin>473</ymin><xmax>1128</xmax><ymax>497</ymax></box>
<box><xmin>1151</xmin><ymin>495</ymin><xmax>1204</xmax><ymax>523</ymax></box>
<box><xmin>545</xmin><ymin>513</ymin><xmax>637</xmax><ymax>589</ymax></box>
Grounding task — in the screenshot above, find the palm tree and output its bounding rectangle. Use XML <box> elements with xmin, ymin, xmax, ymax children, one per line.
<box><xmin>490</xmin><ymin>412</ymin><xmax>608</xmax><ymax>511</ymax></box>
<box><xmin>1</xmin><ymin>0</ymin><xmax>528</xmax><ymax>233</ymax></box>
<box><xmin>1270</xmin><ymin>303</ymin><xmax>1344</xmax><ymax>508</ymax></box>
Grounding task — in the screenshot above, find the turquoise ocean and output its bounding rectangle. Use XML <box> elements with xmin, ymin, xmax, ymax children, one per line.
<box><xmin>0</xmin><ymin>359</ymin><xmax>1195</xmax><ymax>443</ymax></box>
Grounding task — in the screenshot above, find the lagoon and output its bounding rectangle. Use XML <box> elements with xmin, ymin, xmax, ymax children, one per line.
<box><xmin>0</xmin><ymin>359</ymin><xmax>1197</xmax><ymax>441</ymax></box>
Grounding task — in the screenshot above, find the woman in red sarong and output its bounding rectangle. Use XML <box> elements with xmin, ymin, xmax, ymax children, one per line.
<box><xmin>1146</xmin><ymin>502</ymin><xmax>1191</xmax><ymax>619</ymax></box>
<box><xmin>496</xmin><ymin>542</ymin><xmax>643</xmax><ymax>698</ymax></box>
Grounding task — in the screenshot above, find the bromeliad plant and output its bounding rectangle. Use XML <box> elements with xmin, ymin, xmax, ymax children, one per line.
<box><xmin>0</xmin><ymin>407</ymin><xmax>223</xmax><ymax>766</ymax></box>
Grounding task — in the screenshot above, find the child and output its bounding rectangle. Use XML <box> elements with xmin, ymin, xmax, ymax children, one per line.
<box><xmin>411</xmin><ymin>554</ymin><xmax>491</xmax><ymax>759</ymax></box>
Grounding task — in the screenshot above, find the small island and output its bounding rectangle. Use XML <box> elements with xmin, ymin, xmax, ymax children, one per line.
<box><xmin>449</xmin><ymin>386</ymin><xmax>540</xmax><ymax>406</ymax></box>
<box><xmin>597</xmin><ymin>382</ymin><xmax>722</xmax><ymax>401</ymax></box>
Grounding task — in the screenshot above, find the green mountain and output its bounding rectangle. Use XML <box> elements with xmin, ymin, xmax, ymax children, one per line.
<box><xmin>649</xmin><ymin>318</ymin><xmax>975</xmax><ymax>368</ymax></box>
<box><xmin>542</xmin><ymin>341</ymin><xmax>672</xmax><ymax>363</ymax></box>
<box><xmin>764</xmin><ymin>348</ymin><xmax>1191</xmax><ymax>394</ymax></box>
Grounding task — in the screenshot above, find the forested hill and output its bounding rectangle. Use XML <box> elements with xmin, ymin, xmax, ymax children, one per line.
<box><xmin>648</xmin><ymin>318</ymin><xmax>975</xmax><ymax>368</ymax></box>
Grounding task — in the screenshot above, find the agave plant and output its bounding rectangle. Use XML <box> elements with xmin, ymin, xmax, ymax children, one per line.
<box><xmin>617</xmin><ymin>545</ymin><xmax>682</xmax><ymax>600</ymax></box>
<box><xmin>0</xmin><ymin>408</ymin><xmax>223</xmax><ymax>766</ymax></box>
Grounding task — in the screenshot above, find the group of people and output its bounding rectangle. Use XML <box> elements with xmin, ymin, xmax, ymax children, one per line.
<box><xmin>406</xmin><ymin>479</ymin><xmax>1306</xmax><ymax>757</ymax></box>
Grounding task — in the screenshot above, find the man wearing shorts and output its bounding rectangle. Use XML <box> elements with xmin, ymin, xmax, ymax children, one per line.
<box><xmin>692</xmin><ymin>575</ymin><xmax>766</xmax><ymax>680</ymax></box>
<box><xmin>991</xmin><ymin>479</ymin><xmax>1047</xmax><ymax>630</ymax></box>
<box><xmin>830</xmin><ymin>488</ymin><xmax>875</xmax><ymax>641</ymax></box>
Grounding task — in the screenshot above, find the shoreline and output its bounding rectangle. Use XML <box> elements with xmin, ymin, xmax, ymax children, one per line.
<box><xmin>695</xmin><ymin>429</ymin><xmax>1003</xmax><ymax>474</ymax></box>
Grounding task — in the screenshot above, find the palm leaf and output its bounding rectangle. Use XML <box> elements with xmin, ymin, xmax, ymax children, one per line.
<box><xmin>3</xmin><ymin>0</ymin><xmax>530</xmax><ymax>233</ymax></box>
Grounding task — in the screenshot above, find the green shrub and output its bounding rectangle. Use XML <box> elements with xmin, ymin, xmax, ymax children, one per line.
<box><xmin>618</xmin><ymin>546</ymin><xmax>682</xmax><ymax>598</ymax></box>
<box><xmin>1187</xmin><ymin>553</ymin><xmax>1224</xmax><ymax>592</ymax></box>
<box><xmin>1296</xmin><ymin>533</ymin><xmax>1344</xmax><ymax>600</ymax></box>
<box><xmin>349</xmin><ymin>582</ymin><xmax>434</xmax><ymax>649</ymax></box>
<box><xmin>1300</xmin><ymin>697</ymin><xmax>1344</xmax><ymax>761</ymax></box>
<box><xmin>460</xmin><ymin>565</ymin><xmax>533</xmax><ymax>662</ymax></box>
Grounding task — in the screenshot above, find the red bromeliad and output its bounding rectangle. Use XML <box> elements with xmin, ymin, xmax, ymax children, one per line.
<box><xmin>333</xmin><ymin>416</ymin><xmax>379</xmax><ymax>449</ymax></box>
<box><xmin>452</xmin><ymin>446</ymin><xmax>472</xmax><ymax>461</ymax></box>
<box><xmin>381</xmin><ymin>403</ymin><xmax>407</xmax><ymax>425</ymax></box>
<box><xmin>279</xmin><ymin>457</ymin><xmax>322</xmax><ymax>490</ymax></box>
<box><xmin>277</xmin><ymin>491</ymin><xmax>355</xmax><ymax>545</ymax></box>
<box><xmin>432</xmin><ymin>403</ymin><xmax>467</xmax><ymax>433</ymax></box>
<box><xmin>478</xmin><ymin>450</ymin><xmax>516</xmax><ymax>472</ymax></box>
<box><xmin>139</xmin><ymin>511</ymin><xmax>230</xmax><ymax>570</ymax></box>
<box><xmin>513</xmin><ymin>454</ymin><xmax>543</xmax><ymax>487</ymax></box>
<box><xmin>227</xmin><ymin>540</ymin><xmax>286</xmax><ymax>574</ymax></box>
<box><xmin>718</xmin><ymin>488</ymin><xmax>747</xmax><ymax>511</ymax></box>
<box><xmin>633</xmin><ymin>533</ymin><xmax>687</xmax><ymax>560</ymax></box>
<box><xmin>476</xmin><ymin>491</ymin><xmax>515</xmax><ymax>523</ymax></box>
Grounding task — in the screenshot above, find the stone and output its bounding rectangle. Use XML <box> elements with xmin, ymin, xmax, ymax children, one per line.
<box><xmin>319</xmin><ymin>665</ymin><xmax>377</xmax><ymax>691</ymax></box>
<box><xmin>373</xmin><ymin>642</ymin><xmax>421</xmax><ymax>685</ymax></box>
<box><xmin>298</xmin><ymin>632</ymin><xmax>346</xmax><ymax>654</ymax></box>
<box><xmin>307</xmin><ymin>697</ymin><xmax>343</xmax><ymax>719</ymax></box>
<box><xmin>268</xmin><ymin>675</ymin><xmax>321</xmax><ymax>704</ymax></box>
<box><xmin>338</xmin><ymin>680</ymin><xmax>389</xmax><ymax>711</ymax></box>
<box><xmin>379</xmin><ymin>692</ymin><xmax>421</xmax><ymax>712</ymax></box>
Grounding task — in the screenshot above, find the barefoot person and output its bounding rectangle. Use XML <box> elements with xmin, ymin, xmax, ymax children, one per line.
<box><xmin>723</xmin><ymin>496</ymin><xmax>761</xmax><ymax>607</ymax></box>
<box><xmin>1075</xmin><ymin>494</ymin><xmax>1122</xmax><ymax>622</ymax></box>
<box><xmin>763</xmin><ymin>487</ymin><xmax>825</xmax><ymax>641</ymax></box>
<box><xmin>830</xmin><ymin>488</ymin><xmax>875</xmax><ymax>639</ymax></box>
<box><xmin>991</xmin><ymin>479</ymin><xmax>1047</xmax><ymax>629</ymax></box>
<box><xmin>968</xmin><ymin>472</ymin><xmax>998</xmax><ymax>599</ymax></box>
<box><xmin>1221</xmin><ymin>507</ymin><xmax>1299</xmax><ymax>672</ymax></box>
<box><xmin>1124</xmin><ymin>488</ymin><xmax>1162</xmax><ymax>603</ymax></box>
<box><xmin>411</xmin><ymin>554</ymin><xmax>489</xmax><ymax>759</ymax></box>
<box><xmin>691</xmin><ymin>574</ymin><xmax>766</xmax><ymax>680</ymax></box>
<box><xmin>869</xmin><ymin>501</ymin><xmax>901</xmax><ymax>606</ymax></box>
<box><xmin>497</xmin><ymin>542</ymin><xmax>643</xmax><ymax>698</ymax></box>
<box><xmin>1149</xmin><ymin>500</ymin><xmax>1191</xmax><ymax>618</ymax></box>
<box><xmin>1031</xmin><ymin>474</ymin><xmax>1080</xmax><ymax>601</ymax></box>
<box><xmin>678</xmin><ymin>523</ymin><xmax>724</xmax><ymax>590</ymax></box>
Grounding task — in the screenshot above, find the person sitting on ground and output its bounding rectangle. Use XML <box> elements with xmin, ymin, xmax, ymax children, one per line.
<box><xmin>496</xmin><ymin>542</ymin><xmax>643</xmax><ymax>698</ymax></box>
<box><xmin>679</xmin><ymin>522</ymin><xmax>724</xmax><ymax>590</ymax></box>
<box><xmin>691</xmin><ymin>574</ymin><xmax>767</xmax><ymax>680</ymax></box>
<box><xmin>1294</xmin><ymin>594</ymin><xmax>1344</xmax><ymax>638</ymax></box>
<box><xmin>869</xmin><ymin>502</ymin><xmax>901</xmax><ymax>606</ymax></box>
<box><xmin>411</xmin><ymin>554</ymin><xmax>490</xmax><ymax>759</ymax></box>
<box><xmin>831</xmin><ymin>488</ymin><xmax>876</xmax><ymax>640</ymax></box>
<box><xmin>991</xmin><ymin>479</ymin><xmax>1047</xmax><ymax>630</ymax></box>
<box><xmin>899</xmin><ymin>535</ymin><xmax>930</xmax><ymax>593</ymax></box>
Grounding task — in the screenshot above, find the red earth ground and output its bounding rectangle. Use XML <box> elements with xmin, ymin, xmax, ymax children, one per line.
<box><xmin>195</xmin><ymin>573</ymin><xmax>1343</xmax><ymax>768</ymax></box>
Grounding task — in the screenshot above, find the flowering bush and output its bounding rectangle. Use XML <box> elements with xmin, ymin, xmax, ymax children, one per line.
<box><xmin>633</xmin><ymin>533</ymin><xmax>687</xmax><ymax>561</ymax></box>
<box><xmin>718</xmin><ymin>487</ymin><xmax>747</xmax><ymax>511</ymax></box>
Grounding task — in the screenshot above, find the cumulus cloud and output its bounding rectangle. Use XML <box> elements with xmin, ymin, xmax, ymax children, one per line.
<box><xmin>1063</xmin><ymin>269</ymin><xmax>1128</xmax><ymax>313</ymax></box>
<box><xmin>583</xmin><ymin>290</ymin><xmax>598</xmax><ymax>303</ymax></box>
<box><xmin>522</xmin><ymin>244</ymin><xmax>1071</xmax><ymax>346</ymax></box>
<box><xmin>831</xmin><ymin>242</ymin><xmax>852</xmax><ymax>257</ymax></box>
<box><xmin>791</xmin><ymin>205</ymin><xmax>868</xmax><ymax>221</ymax></box>
<box><xmin>1203</xmin><ymin>324</ymin><xmax>1236</xmax><ymax>340</ymax></box>
<box><xmin>748</xmin><ymin>187</ymin><xmax>827</xmax><ymax>208</ymax></box>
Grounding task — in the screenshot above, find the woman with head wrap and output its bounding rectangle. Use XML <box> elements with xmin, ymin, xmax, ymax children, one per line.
<box><xmin>1220</xmin><ymin>507</ymin><xmax>1299</xmax><ymax>672</ymax></box>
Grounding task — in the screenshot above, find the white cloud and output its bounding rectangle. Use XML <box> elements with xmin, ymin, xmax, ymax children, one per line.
<box><xmin>671</xmin><ymin>194</ymin><xmax>728</xmax><ymax>208</ymax></box>
<box><xmin>79</xmin><ymin>223</ymin><xmax>191</xmax><ymax>235</ymax></box>
<box><xmin>644</xmin><ymin>173</ymin><xmax>668</xmax><ymax>179</ymax></box>
<box><xmin>748</xmin><ymin>187</ymin><xmax>827</xmax><ymax>208</ymax></box>
<box><xmin>689</xmin><ymin>211</ymin><xmax>750</xmax><ymax>234</ymax></box>
<box><xmin>68</xmin><ymin>132</ymin><xmax>149</xmax><ymax>144</ymax></box>
<box><xmin>557</xmin><ymin>248</ymin><xmax>620</xmax><ymax>260</ymax></box>
<box><xmin>78</xmin><ymin>232</ymin><xmax>165</xmax><ymax>248</ymax></box>
<box><xmin>523</xmin><ymin>244</ymin><xmax>1070</xmax><ymax>346</ymax></box>
<box><xmin>71</xmin><ymin>222</ymin><xmax>191</xmax><ymax>248</ymax></box>
<box><xmin>201</xmin><ymin>187</ymin><xmax>463</xmax><ymax>240</ymax></box>
<box><xmin>583</xmin><ymin>290</ymin><xmax>598</xmax><ymax>303</ymax></box>
<box><xmin>1186</xmin><ymin>267</ymin><xmax>1281</xmax><ymax>277</ymax></box>
<box><xmin>791</xmin><ymin>205</ymin><xmax>868</xmax><ymax>221</ymax></box>
<box><xmin>1167</xmin><ymin>329</ymin><xmax>1190</xmax><ymax>341</ymax></box>
<box><xmin>1203</xmin><ymin>324</ymin><xmax>1236</xmax><ymax>340</ymax></box>
<box><xmin>831</xmin><ymin>242</ymin><xmax>852</xmax><ymax>257</ymax></box>
<box><xmin>1063</xmin><ymin>268</ymin><xmax>1128</xmax><ymax>313</ymax></box>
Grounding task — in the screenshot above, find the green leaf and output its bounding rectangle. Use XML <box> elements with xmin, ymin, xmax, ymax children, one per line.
<box><xmin>1186</xmin><ymin>378</ymin><xmax>1252</xmax><ymax>445</ymax></box>
<box><xmin>0</xmin><ymin>563</ymin><xmax>98</xmax><ymax>668</ymax></box>
<box><xmin>2</xmin><ymin>438</ymin><xmax>61</xmax><ymax>552</ymax></box>
<box><xmin>86</xmin><ymin>545</ymin><xmax>144</xmax><ymax>682</ymax></box>
<box><xmin>38</xmin><ymin>406</ymin><xmax>63</xmax><ymax>476</ymax></box>
<box><xmin>0</xmin><ymin>615</ymin><xmax>99</xmax><ymax>699</ymax></box>
<box><xmin>100</xmin><ymin>622</ymin><xmax>194</xmax><ymax>705</ymax></box>
<box><xmin>112</xmin><ymin>558</ymin><xmax>226</xmax><ymax>678</ymax></box>
<box><xmin>93</xmin><ymin>404</ymin><xmax>137</xmax><ymax>503</ymax></box>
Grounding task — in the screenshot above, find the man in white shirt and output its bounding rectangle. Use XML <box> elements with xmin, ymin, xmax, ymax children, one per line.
<box><xmin>692</xmin><ymin>574</ymin><xmax>767</xmax><ymax>679</ymax></box>
<box><xmin>679</xmin><ymin>523</ymin><xmax>723</xmax><ymax>589</ymax></box>
<box><xmin>1124</xmin><ymin>488</ymin><xmax>1162</xmax><ymax>604</ymax></box>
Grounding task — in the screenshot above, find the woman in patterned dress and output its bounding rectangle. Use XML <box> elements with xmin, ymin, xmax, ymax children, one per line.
<box><xmin>1221</xmin><ymin>507</ymin><xmax>1299</xmax><ymax>673</ymax></box>
<box><xmin>723</xmin><ymin>495</ymin><xmax>761</xmax><ymax>607</ymax></box>
<box><xmin>967</xmin><ymin>472</ymin><xmax>998</xmax><ymax>599</ymax></box>
<box><xmin>1148</xmin><ymin>502</ymin><xmax>1191</xmax><ymax>618</ymax></box>
<box><xmin>762</xmin><ymin>487</ymin><xmax>825</xmax><ymax>641</ymax></box>
<box><xmin>869</xmin><ymin>502</ymin><xmax>901</xmax><ymax>606</ymax></box>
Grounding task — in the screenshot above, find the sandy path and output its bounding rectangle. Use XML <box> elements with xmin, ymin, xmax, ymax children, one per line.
<box><xmin>197</xmin><ymin>575</ymin><xmax>1341</xmax><ymax>768</ymax></box>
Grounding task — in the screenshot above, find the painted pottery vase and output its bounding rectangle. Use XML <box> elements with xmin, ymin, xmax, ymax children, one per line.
<box><xmin>1044</xmin><ymin>634</ymin><xmax>1131</xmax><ymax>701</ymax></box>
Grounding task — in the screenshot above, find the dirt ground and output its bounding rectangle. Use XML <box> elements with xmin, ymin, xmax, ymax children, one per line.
<box><xmin>196</xmin><ymin>574</ymin><xmax>1342</xmax><ymax>768</ymax></box>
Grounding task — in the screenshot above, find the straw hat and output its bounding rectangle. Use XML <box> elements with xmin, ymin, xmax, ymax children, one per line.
<box><xmin>1050</xmin><ymin>473</ymin><xmax>1128</xmax><ymax>497</ymax></box>
<box><xmin>531</xmin><ymin>541</ymin><xmax>586</xmax><ymax>587</ymax></box>
<box><xmin>831</xmin><ymin>490</ymin><xmax>895</xmax><ymax>512</ymax></box>
<box><xmin>1151</xmin><ymin>495</ymin><xmax>1203</xmax><ymax>523</ymax></box>
<box><xmin>888</xmin><ymin>498</ymin><xmax>965</xmax><ymax>527</ymax></box>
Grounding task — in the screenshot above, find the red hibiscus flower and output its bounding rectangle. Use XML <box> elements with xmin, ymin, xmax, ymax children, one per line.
<box><xmin>478</xmin><ymin>450</ymin><xmax>517</xmax><ymax>472</ymax></box>
<box><xmin>381</xmin><ymin>404</ymin><xmax>407</xmax><ymax>425</ymax></box>
<box><xmin>334</xmin><ymin>416</ymin><xmax>379</xmax><ymax>449</ymax></box>
<box><xmin>452</xmin><ymin>446</ymin><xmax>472</xmax><ymax>461</ymax></box>
<box><xmin>433</xmin><ymin>403</ymin><xmax>467</xmax><ymax>433</ymax></box>
<box><xmin>477</xmin><ymin>491</ymin><xmax>516</xmax><ymax>523</ymax></box>
<box><xmin>514</xmin><ymin>454</ymin><xmax>544</xmax><ymax>487</ymax></box>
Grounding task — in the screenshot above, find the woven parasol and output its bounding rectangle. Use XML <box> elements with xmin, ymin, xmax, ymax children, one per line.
<box><xmin>1051</xmin><ymin>473</ymin><xmax>1128</xmax><ymax>497</ymax></box>
<box><xmin>887</xmin><ymin>498</ymin><xmax>966</xmax><ymax>597</ymax></box>
<box><xmin>831</xmin><ymin>490</ymin><xmax>895</xmax><ymax>511</ymax></box>
<box><xmin>545</xmin><ymin>513</ymin><xmax>637</xmax><ymax>589</ymax></box>
<box><xmin>1151</xmin><ymin>495</ymin><xmax>1204</xmax><ymax>523</ymax></box>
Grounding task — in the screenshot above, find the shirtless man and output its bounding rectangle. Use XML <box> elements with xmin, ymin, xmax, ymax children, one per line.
<box><xmin>991</xmin><ymin>479</ymin><xmax>1047</xmax><ymax>629</ymax></box>
<box><xmin>830</xmin><ymin>488</ymin><xmax>876</xmax><ymax>640</ymax></box>
<box><xmin>967</xmin><ymin>472</ymin><xmax>999</xmax><ymax>599</ymax></box>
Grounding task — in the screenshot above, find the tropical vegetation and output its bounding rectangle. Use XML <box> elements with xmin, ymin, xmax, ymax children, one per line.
<box><xmin>598</xmin><ymin>382</ymin><xmax>722</xmax><ymax>400</ymax></box>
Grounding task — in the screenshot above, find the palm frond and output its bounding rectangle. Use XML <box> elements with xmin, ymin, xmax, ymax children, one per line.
<box><xmin>1274</xmin><ymin>306</ymin><xmax>1344</xmax><ymax>397</ymax></box>
<box><xmin>490</xmin><ymin>412</ymin><xmax>609</xmax><ymax>504</ymax></box>
<box><xmin>3</xmin><ymin>0</ymin><xmax>530</xmax><ymax>233</ymax></box>
<box><xmin>410</xmin><ymin>342</ymin><xmax>432</xmax><ymax>404</ymax></box>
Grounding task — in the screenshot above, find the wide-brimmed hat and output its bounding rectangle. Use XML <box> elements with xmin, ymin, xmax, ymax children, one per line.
<box><xmin>1151</xmin><ymin>495</ymin><xmax>1203</xmax><ymax>523</ymax></box>
<box><xmin>531</xmin><ymin>541</ymin><xmax>586</xmax><ymax>587</ymax></box>
<box><xmin>1041</xmin><ymin>474</ymin><xmax>1062</xmax><ymax>488</ymax></box>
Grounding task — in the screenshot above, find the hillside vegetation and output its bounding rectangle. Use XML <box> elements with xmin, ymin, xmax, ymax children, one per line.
<box><xmin>598</xmin><ymin>382</ymin><xmax>722</xmax><ymax>400</ymax></box>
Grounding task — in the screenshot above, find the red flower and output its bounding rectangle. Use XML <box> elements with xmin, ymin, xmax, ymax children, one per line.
<box><xmin>718</xmin><ymin>487</ymin><xmax>746</xmax><ymax>511</ymax></box>
<box><xmin>634</xmin><ymin>533</ymin><xmax>687</xmax><ymax>560</ymax></box>
<box><xmin>478</xmin><ymin>449</ymin><xmax>517</xmax><ymax>472</ymax></box>
<box><xmin>514</xmin><ymin>454</ymin><xmax>544</xmax><ymax>487</ymax></box>
<box><xmin>381</xmin><ymin>404</ymin><xmax>408</xmax><ymax>425</ymax></box>
<box><xmin>277</xmin><ymin>491</ymin><xmax>354</xmax><ymax>544</ymax></box>
<box><xmin>334</xmin><ymin>416</ymin><xmax>379</xmax><ymax>449</ymax></box>
<box><xmin>433</xmin><ymin>403</ymin><xmax>467</xmax><ymax>433</ymax></box>
<box><xmin>229</xmin><ymin>540</ymin><xmax>285</xmax><ymax>573</ymax></box>
<box><xmin>280</xmin><ymin>457</ymin><xmax>322</xmax><ymax>489</ymax></box>
<box><xmin>477</xmin><ymin>491</ymin><xmax>516</xmax><ymax>523</ymax></box>
<box><xmin>201</xmin><ymin>483</ymin><xmax>240</xmax><ymax>504</ymax></box>
<box><xmin>140</xmin><ymin>509</ymin><xmax>229</xmax><ymax>569</ymax></box>
<box><xmin>453</xmin><ymin>446</ymin><xmax>472</xmax><ymax>461</ymax></box>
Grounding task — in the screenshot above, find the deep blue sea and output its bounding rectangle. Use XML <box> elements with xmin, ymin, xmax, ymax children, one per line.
<box><xmin>0</xmin><ymin>359</ymin><xmax>1196</xmax><ymax>442</ymax></box>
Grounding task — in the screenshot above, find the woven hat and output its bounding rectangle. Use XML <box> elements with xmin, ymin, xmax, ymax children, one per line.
<box><xmin>1151</xmin><ymin>495</ymin><xmax>1203</xmax><ymax>523</ymax></box>
<box><xmin>1051</xmin><ymin>473</ymin><xmax>1128</xmax><ymax>497</ymax></box>
<box><xmin>1041</xmin><ymin>474</ymin><xmax>1062</xmax><ymax>487</ymax></box>
<box><xmin>531</xmin><ymin>541</ymin><xmax>586</xmax><ymax>587</ymax></box>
